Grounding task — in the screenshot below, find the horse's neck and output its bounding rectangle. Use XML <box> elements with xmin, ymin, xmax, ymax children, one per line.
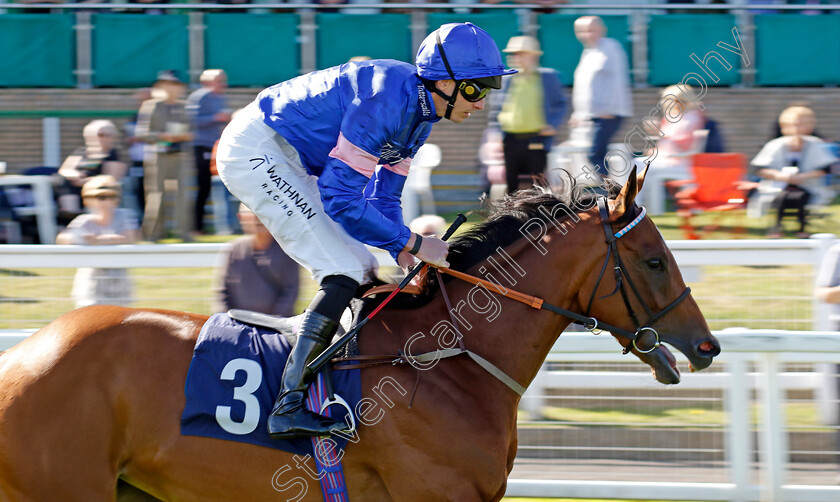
<box><xmin>449</xmin><ymin>217</ymin><xmax>600</xmax><ymax>393</ymax></box>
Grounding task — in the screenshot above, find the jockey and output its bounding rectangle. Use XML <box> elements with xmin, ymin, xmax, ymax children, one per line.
<box><xmin>216</xmin><ymin>22</ymin><xmax>516</xmax><ymax>440</ymax></box>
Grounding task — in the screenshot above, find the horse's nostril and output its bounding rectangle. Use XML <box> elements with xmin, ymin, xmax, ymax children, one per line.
<box><xmin>697</xmin><ymin>340</ymin><xmax>720</xmax><ymax>357</ymax></box>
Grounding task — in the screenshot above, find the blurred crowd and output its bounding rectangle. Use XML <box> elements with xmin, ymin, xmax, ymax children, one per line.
<box><xmin>9</xmin><ymin>0</ymin><xmax>840</xmax><ymax>15</ymax></box>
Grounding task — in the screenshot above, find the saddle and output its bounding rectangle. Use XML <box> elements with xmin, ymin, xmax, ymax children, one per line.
<box><xmin>227</xmin><ymin>282</ymin><xmax>428</xmax><ymax>349</ymax></box>
<box><xmin>228</xmin><ymin>308</ymin><xmax>357</xmax><ymax>359</ymax></box>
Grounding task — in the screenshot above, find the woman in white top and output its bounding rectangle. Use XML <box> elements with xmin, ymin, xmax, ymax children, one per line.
<box><xmin>650</xmin><ymin>84</ymin><xmax>707</xmax><ymax>176</ymax></box>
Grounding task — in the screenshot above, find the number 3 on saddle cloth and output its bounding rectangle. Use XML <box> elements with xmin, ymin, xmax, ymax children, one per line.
<box><xmin>181</xmin><ymin>312</ymin><xmax>361</xmax><ymax>500</ymax></box>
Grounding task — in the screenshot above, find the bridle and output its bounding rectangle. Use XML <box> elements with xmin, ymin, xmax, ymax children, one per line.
<box><xmin>580</xmin><ymin>197</ymin><xmax>691</xmax><ymax>353</ymax></box>
<box><xmin>438</xmin><ymin>197</ymin><xmax>691</xmax><ymax>354</ymax></box>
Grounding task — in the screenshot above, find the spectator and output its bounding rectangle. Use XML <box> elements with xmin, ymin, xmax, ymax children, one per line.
<box><xmin>647</xmin><ymin>84</ymin><xmax>707</xmax><ymax>179</ymax></box>
<box><xmin>205</xmin><ymin>0</ymin><xmax>252</xmax><ymax>13</ymax></box>
<box><xmin>57</xmin><ymin>119</ymin><xmax>126</xmax><ymax>221</ymax></box>
<box><xmin>488</xmin><ymin>36</ymin><xmax>567</xmax><ymax>194</ymax></box>
<box><xmin>124</xmin><ymin>0</ymin><xmax>169</xmax><ymax>15</ymax></box>
<box><xmin>136</xmin><ymin>70</ymin><xmax>193</xmax><ymax>242</ymax></box>
<box><xmin>55</xmin><ymin>175</ymin><xmax>139</xmax><ymax>308</ymax></box>
<box><xmin>514</xmin><ymin>0</ymin><xmax>565</xmax><ymax>14</ymax></box>
<box><xmin>186</xmin><ymin>69</ymin><xmax>234</xmax><ymax>235</ymax></box>
<box><xmin>213</xmin><ymin>204</ymin><xmax>300</xmax><ymax>315</ymax></box>
<box><xmin>122</xmin><ymin>87</ymin><xmax>153</xmax><ymax>223</ymax></box>
<box><xmin>769</xmin><ymin>101</ymin><xmax>823</xmax><ymax>141</ymax></box>
<box><xmin>569</xmin><ymin>15</ymin><xmax>633</xmax><ymax>180</ymax></box>
<box><xmin>409</xmin><ymin>214</ymin><xmax>446</xmax><ymax>237</ymax></box>
<box><xmin>751</xmin><ymin>105</ymin><xmax>838</xmax><ymax>238</ymax></box>
<box><xmin>478</xmin><ymin>127</ymin><xmax>506</xmax><ymax>199</ymax></box>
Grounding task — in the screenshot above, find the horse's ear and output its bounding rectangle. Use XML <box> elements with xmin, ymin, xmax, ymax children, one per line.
<box><xmin>609</xmin><ymin>165</ymin><xmax>638</xmax><ymax>218</ymax></box>
<box><xmin>636</xmin><ymin>160</ymin><xmax>649</xmax><ymax>194</ymax></box>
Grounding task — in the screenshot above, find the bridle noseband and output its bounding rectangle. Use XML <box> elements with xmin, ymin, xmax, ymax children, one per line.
<box><xmin>581</xmin><ymin>198</ymin><xmax>691</xmax><ymax>353</ymax></box>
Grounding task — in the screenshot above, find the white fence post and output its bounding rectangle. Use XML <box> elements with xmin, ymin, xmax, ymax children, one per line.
<box><xmin>758</xmin><ymin>352</ymin><xmax>787</xmax><ymax>502</ymax></box>
<box><xmin>810</xmin><ymin>234</ymin><xmax>838</xmax><ymax>427</ymax></box>
<box><xmin>726</xmin><ymin>355</ymin><xmax>752</xmax><ymax>502</ymax></box>
<box><xmin>811</xmin><ymin>233</ymin><xmax>836</xmax><ymax>331</ymax></box>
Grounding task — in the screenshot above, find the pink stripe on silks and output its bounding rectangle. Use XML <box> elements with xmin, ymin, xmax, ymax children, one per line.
<box><xmin>381</xmin><ymin>157</ymin><xmax>412</xmax><ymax>177</ymax></box>
<box><xmin>329</xmin><ymin>132</ymin><xmax>378</xmax><ymax>178</ymax></box>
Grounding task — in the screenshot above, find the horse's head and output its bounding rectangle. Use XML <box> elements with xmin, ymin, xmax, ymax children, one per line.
<box><xmin>581</xmin><ymin>165</ymin><xmax>720</xmax><ymax>384</ymax></box>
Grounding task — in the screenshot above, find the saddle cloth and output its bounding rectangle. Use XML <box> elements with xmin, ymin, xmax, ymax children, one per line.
<box><xmin>180</xmin><ymin>313</ymin><xmax>361</xmax><ymax>456</ymax></box>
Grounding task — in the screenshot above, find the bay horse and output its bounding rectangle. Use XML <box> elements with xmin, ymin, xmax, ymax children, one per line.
<box><xmin>0</xmin><ymin>169</ymin><xmax>720</xmax><ymax>501</ymax></box>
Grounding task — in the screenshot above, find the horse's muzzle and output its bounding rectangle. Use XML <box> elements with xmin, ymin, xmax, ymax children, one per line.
<box><xmin>689</xmin><ymin>336</ymin><xmax>721</xmax><ymax>371</ymax></box>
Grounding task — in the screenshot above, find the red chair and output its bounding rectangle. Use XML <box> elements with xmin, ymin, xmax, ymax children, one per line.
<box><xmin>668</xmin><ymin>153</ymin><xmax>750</xmax><ymax>239</ymax></box>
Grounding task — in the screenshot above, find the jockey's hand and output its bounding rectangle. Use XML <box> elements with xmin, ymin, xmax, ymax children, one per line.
<box><xmin>397</xmin><ymin>251</ymin><xmax>424</xmax><ymax>287</ymax></box>
<box><xmin>403</xmin><ymin>233</ymin><xmax>450</xmax><ymax>269</ymax></box>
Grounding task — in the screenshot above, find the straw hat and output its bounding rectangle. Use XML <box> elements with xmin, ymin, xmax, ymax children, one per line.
<box><xmin>503</xmin><ymin>36</ymin><xmax>543</xmax><ymax>55</ymax></box>
<box><xmin>81</xmin><ymin>175</ymin><xmax>121</xmax><ymax>199</ymax></box>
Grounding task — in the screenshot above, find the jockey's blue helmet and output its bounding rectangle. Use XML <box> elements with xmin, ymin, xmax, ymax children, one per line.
<box><xmin>415</xmin><ymin>22</ymin><xmax>517</xmax><ymax>90</ymax></box>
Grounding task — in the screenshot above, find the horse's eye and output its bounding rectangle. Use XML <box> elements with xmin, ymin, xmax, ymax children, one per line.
<box><xmin>646</xmin><ymin>258</ymin><xmax>665</xmax><ymax>270</ymax></box>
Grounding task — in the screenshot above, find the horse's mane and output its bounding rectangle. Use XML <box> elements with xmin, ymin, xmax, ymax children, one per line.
<box><xmin>360</xmin><ymin>178</ymin><xmax>634</xmax><ymax>311</ymax></box>
<box><xmin>447</xmin><ymin>184</ymin><xmax>602</xmax><ymax>273</ymax></box>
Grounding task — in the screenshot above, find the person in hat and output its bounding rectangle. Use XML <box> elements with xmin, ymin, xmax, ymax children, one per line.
<box><xmin>135</xmin><ymin>70</ymin><xmax>194</xmax><ymax>241</ymax></box>
<box><xmin>56</xmin><ymin>175</ymin><xmax>140</xmax><ymax>308</ymax></box>
<box><xmin>487</xmin><ymin>35</ymin><xmax>567</xmax><ymax>194</ymax></box>
<box><xmin>215</xmin><ymin>22</ymin><xmax>515</xmax><ymax>440</ymax></box>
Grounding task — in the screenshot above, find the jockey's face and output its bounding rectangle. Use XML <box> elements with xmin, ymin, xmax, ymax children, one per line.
<box><xmin>433</xmin><ymin>80</ymin><xmax>487</xmax><ymax>123</ymax></box>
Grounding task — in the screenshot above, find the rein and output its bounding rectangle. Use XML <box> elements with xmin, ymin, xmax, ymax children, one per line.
<box><xmin>334</xmin><ymin>197</ymin><xmax>690</xmax><ymax>396</ymax></box>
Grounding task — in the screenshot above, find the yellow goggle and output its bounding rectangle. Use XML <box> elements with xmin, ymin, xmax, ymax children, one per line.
<box><xmin>458</xmin><ymin>80</ymin><xmax>491</xmax><ymax>102</ymax></box>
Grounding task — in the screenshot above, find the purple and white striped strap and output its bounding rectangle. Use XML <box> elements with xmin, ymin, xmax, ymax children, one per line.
<box><xmin>306</xmin><ymin>374</ymin><xmax>350</xmax><ymax>502</ymax></box>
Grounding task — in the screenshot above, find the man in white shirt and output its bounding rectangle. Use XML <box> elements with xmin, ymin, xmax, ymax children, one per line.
<box><xmin>570</xmin><ymin>16</ymin><xmax>633</xmax><ymax>179</ymax></box>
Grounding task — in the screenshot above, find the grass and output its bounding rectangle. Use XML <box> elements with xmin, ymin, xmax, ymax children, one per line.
<box><xmin>531</xmin><ymin>401</ymin><xmax>827</xmax><ymax>431</ymax></box>
<box><xmin>648</xmin><ymin>204</ymin><xmax>840</xmax><ymax>241</ymax></box>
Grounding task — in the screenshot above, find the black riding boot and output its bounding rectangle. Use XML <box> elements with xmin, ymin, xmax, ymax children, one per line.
<box><xmin>267</xmin><ymin>309</ymin><xmax>349</xmax><ymax>439</ymax></box>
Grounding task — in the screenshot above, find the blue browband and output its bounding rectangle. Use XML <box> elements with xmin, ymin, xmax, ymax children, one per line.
<box><xmin>614</xmin><ymin>206</ymin><xmax>647</xmax><ymax>239</ymax></box>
